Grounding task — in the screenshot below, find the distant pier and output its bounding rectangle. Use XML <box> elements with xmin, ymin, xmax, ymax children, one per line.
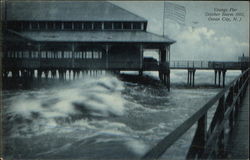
<box><xmin>170</xmin><ymin>60</ymin><xmax>249</xmax><ymax>87</ymax></box>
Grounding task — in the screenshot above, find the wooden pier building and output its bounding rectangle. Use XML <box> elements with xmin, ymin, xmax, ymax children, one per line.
<box><xmin>2</xmin><ymin>1</ymin><xmax>175</xmax><ymax>89</ymax></box>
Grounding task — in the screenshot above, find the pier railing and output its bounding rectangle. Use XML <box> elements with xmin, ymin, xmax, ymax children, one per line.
<box><xmin>142</xmin><ymin>68</ymin><xmax>249</xmax><ymax>159</ymax></box>
<box><xmin>170</xmin><ymin>61</ymin><xmax>247</xmax><ymax>70</ymax></box>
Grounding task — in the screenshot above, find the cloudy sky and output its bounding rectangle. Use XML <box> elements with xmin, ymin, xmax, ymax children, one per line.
<box><xmin>113</xmin><ymin>1</ymin><xmax>249</xmax><ymax>61</ymax></box>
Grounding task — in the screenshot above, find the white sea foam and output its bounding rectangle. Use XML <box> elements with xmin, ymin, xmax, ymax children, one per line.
<box><xmin>5</xmin><ymin>75</ymin><xmax>127</xmax><ymax>136</ymax></box>
<box><xmin>125</xmin><ymin>140</ymin><xmax>149</xmax><ymax>156</ymax></box>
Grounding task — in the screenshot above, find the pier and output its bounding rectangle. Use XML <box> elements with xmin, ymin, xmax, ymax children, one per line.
<box><xmin>170</xmin><ymin>60</ymin><xmax>249</xmax><ymax>87</ymax></box>
<box><xmin>2</xmin><ymin>58</ymin><xmax>248</xmax><ymax>88</ymax></box>
<box><xmin>142</xmin><ymin>68</ymin><xmax>249</xmax><ymax>159</ymax></box>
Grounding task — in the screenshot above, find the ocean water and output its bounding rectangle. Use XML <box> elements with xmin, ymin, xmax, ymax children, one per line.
<box><xmin>2</xmin><ymin>70</ymin><xmax>241</xmax><ymax>159</ymax></box>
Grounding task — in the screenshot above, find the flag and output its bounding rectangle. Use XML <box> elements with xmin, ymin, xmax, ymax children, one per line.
<box><xmin>164</xmin><ymin>2</ymin><xmax>186</xmax><ymax>25</ymax></box>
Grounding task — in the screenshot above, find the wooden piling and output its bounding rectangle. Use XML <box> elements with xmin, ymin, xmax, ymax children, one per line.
<box><xmin>215</xmin><ymin>70</ymin><xmax>217</xmax><ymax>85</ymax></box>
<box><xmin>222</xmin><ymin>70</ymin><xmax>226</xmax><ymax>87</ymax></box>
<box><xmin>218</xmin><ymin>70</ymin><xmax>221</xmax><ymax>87</ymax></box>
<box><xmin>192</xmin><ymin>70</ymin><xmax>195</xmax><ymax>87</ymax></box>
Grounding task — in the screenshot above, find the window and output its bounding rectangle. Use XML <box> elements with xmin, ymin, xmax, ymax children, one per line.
<box><xmin>63</xmin><ymin>51</ymin><xmax>67</xmax><ymax>58</ymax></box>
<box><xmin>23</xmin><ymin>51</ymin><xmax>29</xmax><ymax>58</ymax></box>
<box><xmin>47</xmin><ymin>51</ymin><xmax>49</xmax><ymax>58</ymax></box>
<box><xmin>18</xmin><ymin>51</ymin><xmax>22</xmax><ymax>58</ymax></box>
<box><xmin>31</xmin><ymin>51</ymin><xmax>39</xmax><ymax>58</ymax></box>
<box><xmin>82</xmin><ymin>51</ymin><xmax>86</xmax><ymax>59</ymax></box>
<box><xmin>55</xmin><ymin>22</ymin><xmax>62</xmax><ymax>30</ymax></box>
<box><xmin>104</xmin><ymin>22</ymin><xmax>112</xmax><ymax>30</ymax></box>
<box><xmin>113</xmin><ymin>22</ymin><xmax>122</xmax><ymax>29</ymax></box>
<box><xmin>64</xmin><ymin>51</ymin><xmax>72</xmax><ymax>58</ymax></box>
<box><xmin>7</xmin><ymin>51</ymin><xmax>11</xmax><ymax>58</ymax></box>
<box><xmin>123</xmin><ymin>22</ymin><xmax>131</xmax><ymax>30</ymax></box>
<box><xmin>41</xmin><ymin>51</ymin><xmax>46</xmax><ymax>58</ymax></box>
<box><xmin>47</xmin><ymin>22</ymin><xmax>54</xmax><ymax>30</ymax></box>
<box><xmin>93</xmin><ymin>50</ymin><xmax>102</xmax><ymax>59</ymax></box>
<box><xmin>23</xmin><ymin>22</ymin><xmax>30</xmax><ymax>30</ymax></box>
<box><xmin>51</xmin><ymin>51</ymin><xmax>55</xmax><ymax>58</ymax></box>
<box><xmin>75</xmin><ymin>51</ymin><xmax>83</xmax><ymax>59</ymax></box>
<box><xmin>57</xmin><ymin>51</ymin><xmax>62</xmax><ymax>58</ymax></box>
<box><xmin>10</xmin><ymin>51</ymin><xmax>14</xmax><ymax>58</ymax></box>
<box><xmin>31</xmin><ymin>22</ymin><xmax>39</xmax><ymax>30</ymax></box>
<box><xmin>13</xmin><ymin>51</ymin><xmax>16</xmax><ymax>58</ymax></box>
<box><xmin>93</xmin><ymin>22</ymin><xmax>102</xmax><ymax>30</ymax></box>
<box><xmin>8</xmin><ymin>51</ymin><xmax>12</xmax><ymax>58</ymax></box>
<box><xmin>7</xmin><ymin>51</ymin><xmax>13</xmax><ymax>58</ymax></box>
<box><xmin>99</xmin><ymin>51</ymin><xmax>102</xmax><ymax>59</ymax></box>
<box><xmin>84</xmin><ymin>22</ymin><xmax>92</xmax><ymax>30</ymax></box>
<box><xmin>54</xmin><ymin>51</ymin><xmax>58</xmax><ymax>58</ymax></box>
<box><xmin>93</xmin><ymin>51</ymin><xmax>99</xmax><ymax>59</ymax></box>
<box><xmin>133</xmin><ymin>22</ymin><xmax>141</xmax><ymax>30</ymax></box>
<box><xmin>11</xmin><ymin>51</ymin><xmax>15</xmax><ymax>58</ymax></box>
<box><xmin>86</xmin><ymin>51</ymin><xmax>92</xmax><ymax>59</ymax></box>
<box><xmin>47</xmin><ymin>51</ymin><xmax>53</xmax><ymax>58</ymax></box>
<box><xmin>75</xmin><ymin>52</ymin><xmax>79</xmax><ymax>58</ymax></box>
<box><xmin>74</xmin><ymin>22</ymin><xmax>82</xmax><ymax>30</ymax></box>
<box><xmin>39</xmin><ymin>22</ymin><xmax>46</xmax><ymax>30</ymax></box>
<box><xmin>64</xmin><ymin>22</ymin><xmax>72</xmax><ymax>30</ymax></box>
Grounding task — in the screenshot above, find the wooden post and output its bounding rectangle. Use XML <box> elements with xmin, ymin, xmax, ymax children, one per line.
<box><xmin>218</xmin><ymin>70</ymin><xmax>221</xmax><ymax>87</ymax></box>
<box><xmin>187</xmin><ymin>114</ymin><xmax>207</xmax><ymax>158</ymax></box>
<box><xmin>73</xmin><ymin>70</ymin><xmax>76</xmax><ymax>80</ymax></box>
<box><xmin>189</xmin><ymin>70</ymin><xmax>192</xmax><ymax>86</ymax></box>
<box><xmin>214</xmin><ymin>70</ymin><xmax>217</xmax><ymax>86</ymax></box>
<box><xmin>69</xmin><ymin>70</ymin><xmax>71</xmax><ymax>80</ymax></box>
<box><xmin>72</xmin><ymin>43</ymin><xmax>75</xmax><ymax>68</ymax></box>
<box><xmin>105</xmin><ymin>45</ymin><xmax>109</xmax><ymax>69</ymax></box>
<box><xmin>167</xmin><ymin>71</ymin><xmax>170</xmax><ymax>91</ymax></box>
<box><xmin>192</xmin><ymin>69</ymin><xmax>196</xmax><ymax>87</ymax></box>
<box><xmin>217</xmin><ymin>95</ymin><xmax>225</xmax><ymax>158</ymax></box>
<box><xmin>140</xmin><ymin>44</ymin><xmax>143</xmax><ymax>69</ymax></box>
<box><xmin>44</xmin><ymin>70</ymin><xmax>48</xmax><ymax>79</ymax></box>
<box><xmin>159</xmin><ymin>71</ymin><xmax>163</xmax><ymax>81</ymax></box>
<box><xmin>222</xmin><ymin>70</ymin><xmax>226</xmax><ymax>87</ymax></box>
<box><xmin>228</xmin><ymin>87</ymin><xmax>235</xmax><ymax>132</ymax></box>
<box><xmin>139</xmin><ymin>70</ymin><xmax>143</xmax><ymax>76</ymax></box>
<box><xmin>38</xmin><ymin>69</ymin><xmax>42</xmax><ymax>80</ymax></box>
<box><xmin>31</xmin><ymin>69</ymin><xmax>34</xmax><ymax>80</ymax></box>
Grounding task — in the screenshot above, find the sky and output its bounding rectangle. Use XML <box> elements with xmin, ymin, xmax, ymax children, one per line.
<box><xmin>112</xmin><ymin>1</ymin><xmax>249</xmax><ymax>61</ymax></box>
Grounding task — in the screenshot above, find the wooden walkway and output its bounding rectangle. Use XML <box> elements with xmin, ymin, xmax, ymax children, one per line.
<box><xmin>227</xmin><ymin>85</ymin><xmax>249</xmax><ymax>159</ymax></box>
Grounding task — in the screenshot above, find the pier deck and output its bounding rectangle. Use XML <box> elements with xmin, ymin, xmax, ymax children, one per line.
<box><xmin>227</xmin><ymin>85</ymin><xmax>249</xmax><ymax>159</ymax></box>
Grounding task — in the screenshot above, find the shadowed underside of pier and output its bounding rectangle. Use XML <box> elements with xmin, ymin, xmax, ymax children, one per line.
<box><xmin>226</xmin><ymin>85</ymin><xmax>249</xmax><ymax>159</ymax></box>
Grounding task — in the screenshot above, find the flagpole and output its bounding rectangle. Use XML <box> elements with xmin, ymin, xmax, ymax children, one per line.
<box><xmin>163</xmin><ymin>1</ymin><xmax>165</xmax><ymax>37</ymax></box>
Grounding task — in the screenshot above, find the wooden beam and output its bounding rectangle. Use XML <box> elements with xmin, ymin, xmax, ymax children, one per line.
<box><xmin>140</xmin><ymin>44</ymin><xmax>143</xmax><ymax>69</ymax></box>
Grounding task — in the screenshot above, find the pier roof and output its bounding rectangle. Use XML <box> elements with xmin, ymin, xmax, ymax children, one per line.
<box><xmin>19</xmin><ymin>31</ymin><xmax>175</xmax><ymax>44</ymax></box>
<box><xmin>6</xmin><ymin>1</ymin><xmax>147</xmax><ymax>22</ymax></box>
